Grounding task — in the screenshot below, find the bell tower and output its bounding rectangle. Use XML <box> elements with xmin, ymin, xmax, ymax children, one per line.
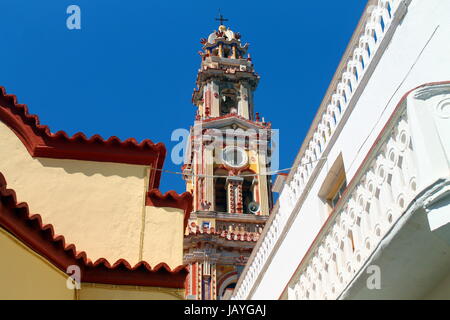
<box><xmin>183</xmin><ymin>23</ymin><xmax>273</xmax><ymax>300</ymax></box>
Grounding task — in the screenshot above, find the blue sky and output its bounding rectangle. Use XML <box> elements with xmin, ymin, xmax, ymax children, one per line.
<box><xmin>0</xmin><ymin>0</ymin><xmax>367</xmax><ymax>194</ymax></box>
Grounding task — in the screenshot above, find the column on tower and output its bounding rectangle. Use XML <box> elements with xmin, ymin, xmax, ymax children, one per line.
<box><xmin>247</xmin><ymin>129</ymin><xmax>271</xmax><ymax>216</ymax></box>
<box><xmin>201</xmin><ymin>260</ymin><xmax>210</xmax><ymax>300</ymax></box>
<box><xmin>204</xmin><ymin>142</ymin><xmax>215</xmax><ymax>211</ymax></box>
<box><xmin>211</xmin><ymin>82</ymin><xmax>220</xmax><ymax>117</ymax></box>
<box><xmin>211</xmin><ymin>263</ymin><xmax>217</xmax><ymax>300</ymax></box>
<box><xmin>257</xmin><ymin>152</ymin><xmax>270</xmax><ymax>216</ymax></box>
<box><xmin>197</xmin><ymin>261</ymin><xmax>202</xmax><ymax>300</ymax></box>
<box><xmin>193</xmin><ymin>140</ymin><xmax>203</xmax><ymax>212</ymax></box>
<box><xmin>231</xmin><ymin>45</ymin><xmax>237</xmax><ymax>59</ymax></box>
<box><xmin>204</xmin><ymin>84</ymin><xmax>211</xmax><ymax>118</ymax></box>
<box><xmin>226</xmin><ymin>176</ymin><xmax>244</xmax><ymax>214</ymax></box>
<box><xmin>185</xmin><ymin>262</ymin><xmax>199</xmax><ymax>299</ymax></box>
<box><xmin>200</xmin><ymin>258</ymin><xmax>218</xmax><ymax>300</ymax></box>
<box><xmin>201</xmin><ymin>82</ymin><xmax>221</xmax><ymax>119</ymax></box>
<box><xmin>238</xmin><ymin>83</ymin><xmax>250</xmax><ymax>119</ymax></box>
<box><xmin>218</xmin><ymin>43</ymin><xmax>223</xmax><ymax>58</ymax></box>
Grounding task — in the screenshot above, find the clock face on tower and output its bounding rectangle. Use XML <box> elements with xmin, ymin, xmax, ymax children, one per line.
<box><xmin>222</xmin><ymin>147</ymin><xmax>248</xmax><ymax>168</ymax></box>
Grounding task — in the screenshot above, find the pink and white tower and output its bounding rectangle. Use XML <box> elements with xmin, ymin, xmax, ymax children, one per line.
<box><xmin>183</xmin><ymin>23</ymin><xmax>274</xmax><ymax>300</ymax></box>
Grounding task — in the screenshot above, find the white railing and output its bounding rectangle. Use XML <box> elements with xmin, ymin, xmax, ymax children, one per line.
<box><xmin>287</xmin><ymin>107</ymin><xmax>417</xmax><ymax>299</ymax></box>
<box><xmin>232</xmin><ymin>0</ymin><xmax>408</xmax><ymax>300</ymax></box>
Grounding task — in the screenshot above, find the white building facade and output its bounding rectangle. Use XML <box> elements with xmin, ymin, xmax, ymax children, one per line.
<box><xmin>232</xmin><ymin>0</ymin><xmax>450</xmax><ymax>300</ymax></box>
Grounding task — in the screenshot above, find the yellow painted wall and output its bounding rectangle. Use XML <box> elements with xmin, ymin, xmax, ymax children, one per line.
<box><xmin>0</xmin><ymin>227</ymin><xmax>184</xmax><ymax>300</ymax></box>
<box><xmin>0</xmin><ymin>121</ymin><xmax>185</xmax><ymax>269</ymax></box>
<box><xmin>142</xmin><ymin>206</ymin><xmax>185</xmax><ymax>268</ymax></box>
<box><xmin>0</xmin><ymin>228</ymin><xmax>74</xmax><ymax>300</ymax></box>
<box><xmin>0</xmin><ymin>121</ymin><xmax>146</xmax><ymax>264</ymax></box>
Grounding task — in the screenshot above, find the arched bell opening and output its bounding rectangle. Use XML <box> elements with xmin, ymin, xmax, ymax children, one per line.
<box><xmin>241</xmin><ymin>170</ymin><xmax>257</xmax><ymax>214</ymax></box>
<box><xmin>214</xmin><ymin>168</ymin><xmax>228</xmax><ymax>213</ymax></box>
<box><xmin>217</xmin><ymin>272</ymin><xmax>238</xmax><ymax>300</ymax></box>
<box><xmin>220</xmin><ymin>88</ymin><xmax>238</xmax><ymax>116</ymax></box>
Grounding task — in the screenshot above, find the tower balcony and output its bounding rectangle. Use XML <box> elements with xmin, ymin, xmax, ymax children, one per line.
<box><xmin>190</xmin><ymin>210</ymin><xmax>269</xmax><ymax>224</ymax></box>
<box><xmin>204</xmin><ymin>55</ymin><xmax>253</xmax><ymax>68</ymax></box>
<box><xmin>185</xmin><ymin>211</ymin><xmax>268</xmax><ymax>247</ymax></box>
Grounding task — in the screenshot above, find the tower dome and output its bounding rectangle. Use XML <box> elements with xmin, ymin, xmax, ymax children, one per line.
<box><xmin>202</xmin><ymin>25</ymin><xmax>249</xmax><ymax>59</ymax></box>
<box><xmin>207</xmin><ymin>25</ymin><xmax>239</xmax><ymax>44</ymax></box>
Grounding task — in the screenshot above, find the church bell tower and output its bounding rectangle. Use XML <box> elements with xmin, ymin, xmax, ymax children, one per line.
<box><xmin>183</xmin><ymin>22</ymin><xmax>273</xmax><ymax>300</ymax></box>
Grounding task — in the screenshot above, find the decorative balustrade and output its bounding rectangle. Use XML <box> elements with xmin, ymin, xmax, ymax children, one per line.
<box><xmin>287</xmin><ymin>107</ymin><xmax>417</xmax><ymax>299</ymax></box>
<box><xmin>232</xmin><ymin>0</ymin><xmax>409</xmax><ymax>300</ymax></box>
